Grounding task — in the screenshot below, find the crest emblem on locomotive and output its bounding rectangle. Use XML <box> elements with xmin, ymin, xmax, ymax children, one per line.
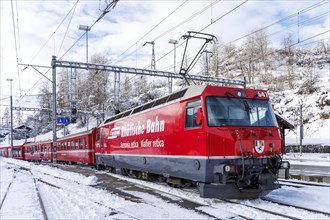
<box><xmin>255</xmin><ymin>140</ymin><xmax>265</xmax><ymax>153</ymax></box>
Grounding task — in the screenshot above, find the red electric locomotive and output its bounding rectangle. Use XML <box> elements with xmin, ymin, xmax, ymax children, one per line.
<box><xmin>95</xmin><ymin>85</ymin><xmax>290</xmax><ymax>199</ymax></box>
<box><xmin>56</xmin><ymin>128</ymin><xmax>97</xmax><ymax>165</ymax></box>
<box><xmin>24</xmin><ymin>140</ymin><xmax>53</xmax><ymax>162</ymax></box>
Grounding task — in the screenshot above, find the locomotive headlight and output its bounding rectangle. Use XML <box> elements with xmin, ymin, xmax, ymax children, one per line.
<box><xmin>224</xmin><ymin>165</ymin><xmax>235</xmax><ymax>173</ymax></box>
<box><xmin>280</xmin><ymin>161</ymin><xmax>290</xmax><ymax>169</ymax></box>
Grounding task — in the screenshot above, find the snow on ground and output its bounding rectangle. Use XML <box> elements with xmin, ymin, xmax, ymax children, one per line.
<box><xmin>265</xmin><ymin>185</ymin><xmax>330</xmax><ymax>213</ymax></box>
<box><xmin>283</xmin><ymin>153</ymin><xmax>330</xmax><ymax>167</ymax></box>
<box><xmin>1</xmin><ymin>154</ymin><xmax>329</xmax><ymax>220</ymax></box>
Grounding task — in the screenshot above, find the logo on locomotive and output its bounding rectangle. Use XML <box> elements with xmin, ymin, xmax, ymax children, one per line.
<box><xmin>109</xmin><ymin>116</ymin><xmax>165</xmax><ymax>139</ymax></box>
<box><xmin>254</xmin><ymin>140</ymin><xmax>265</xmax><ymax>154</ymax></box>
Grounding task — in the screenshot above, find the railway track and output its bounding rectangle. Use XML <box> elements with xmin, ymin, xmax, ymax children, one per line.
<box><xmin>0</xmin><ymin>165</ymin><xmax>47</xmax><ymax>219</ymax></box>
<box><xmin>2</xmin><ymin>160</ymin><xmax>329</xmax><ymax>219</ymax></box>
<box><xmin>261</xmin><ymin>197</ymin><xmax>330</xmax><ymax>216</ymax></box>
<box><xmin>279</xmin><ymin>179</ymin><xmax>330</xmax><ymax>188</ymax></box>
<box><xmin>0</xmin><ymin>168</ymin><xmax>17</xmax><ymax>210</ymax></box>
<box><xmin>40</xmin><ymin>163</ymin><xmax>330</xmax><ymax>219</ymax></box>
<box><xmin>108</xmin><ymin>172</ymin><xmax>324</xmax><ymax>220</ymax></box>
<box><xmin>107</xmin><ymin>172</ymin><xmax>330</xmax><ymax>220</ymax></box>
<box><xmin>28</xmin><ymin>170</ymin><xmax>49</xmax><ymax>220</ymax></box>
<box><xmin>35</xmin><ymin>177</ymin><xmax>140</xmax><ymax>219</ymax></box>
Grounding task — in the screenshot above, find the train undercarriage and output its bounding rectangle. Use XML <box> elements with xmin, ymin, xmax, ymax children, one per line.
<box><xmin>96</xmin><ymin>154</ymin><xmax>290</xmax><ymax>199</ymax></box>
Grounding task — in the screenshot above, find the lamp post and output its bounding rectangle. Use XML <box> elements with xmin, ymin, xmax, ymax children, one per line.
<box><xmin>6</xmin><ymin>78</ymin><xmax>13</xmax><ymax>158</ymax></box>
<box><xmin>78</xmin><ymin>25</ymin><xmax>91</xmax><ymax>64</ymax></box>
<box><xmin>168</xmin><ymin>39</ymin><xmax>178</xmax><ymax>93</ymax></box>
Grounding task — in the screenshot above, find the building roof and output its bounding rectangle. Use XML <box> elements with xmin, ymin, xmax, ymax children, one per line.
<box><xmin>275</xmin><ymin>113</ymin><xmax>295</xmax><ymax>130</ymax></box>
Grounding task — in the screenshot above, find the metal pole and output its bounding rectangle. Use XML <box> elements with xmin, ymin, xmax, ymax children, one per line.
<box><xmin>86</xmin><ymin>30</ymin><xmax>88</xmax><ymax>64</ymax></box>
<box><xmin>78</xmin><ymin>25</ymin><xmax>91</xmax><ymax>64</ymax></box>
<box><xmin>51</xmin><ymin>56</ymin><xmax>57</xmax><ymax>163</ymax></box>
<box><xmin>206</xmin><ymin>53</ymin><xmax>209</xmax><ymax>76</ymax></box>
<box><xmin>203</xmin><ymin>50</ymin><xmax>213</xmax><ymax>76</ymax></box>
<box><xmin>6</xmin><ymin>79</ymin><xmax>13</xmax><ymax>157</ymax></box>
<box><xmin>9</xmin><ymin>82</ymin><xmax>13</xmax><ymax>157</ymax></box>
<box><xmin>34</xmin><ymin>115</ymin><xmax>36</xmax><ymax>143</ymax></box>
<box><xmin>299</xmin><ymin>104</ymin><xmax>303</xmax><ymax>155</ymax></box>
<box><xmin>168</xmin><ymin>39</ymin><xmax>178</xmax><ymax>93</ymax></box>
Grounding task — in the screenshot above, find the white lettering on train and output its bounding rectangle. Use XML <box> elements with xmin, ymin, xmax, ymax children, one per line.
<box><xmin>146</xmin><ymin>116</ymin><xmax>165</xmax><ymax>134</ymax></box>
<box><xmin>119</xmin><ymin>116</ymin><xmax>165</xmax><ymax>138</ymax></box>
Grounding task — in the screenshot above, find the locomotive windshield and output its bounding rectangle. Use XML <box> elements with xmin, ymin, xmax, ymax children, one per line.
<box><xmin>206</xmin><ymin>96</ymin><xmax>277</xmax><ymax>127</ymax></box>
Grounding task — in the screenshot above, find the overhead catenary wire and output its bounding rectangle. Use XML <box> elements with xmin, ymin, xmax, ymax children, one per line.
<box><xmin>146</xmin><ymin>0</ymin><xmax>249</xmax><ymax>70</ymax></box>
<box><xmin>226</xmin><ymin>0</ymin><xmax>328</xmax><ymax>45</ymax></box>
<box><xmin>57</xmin><ymin>1</ymin><xmax>79</xmax><ymax>57</ymax></box>
<box><xmin>10</xmin><ymin>0</ymin><xmax>22</xmax><ymax>96</ymax></box>
<box><xmin>15</xmin><ymin>0</ymin><xmax>21</xmax><ymax>63</ymax></box>
<box><xmin>123</xmin><ymin>0</ymin><xmax>247</xmax><ymax>85</ymax></box>
<box><xmin>17</xmin><ymin>0</ymin><xmax>118</xmax><ymax>104</ymax></box>
<box><xmin>59</xmin><ymin>0</ymin><xmax>118</xmax><ymax>60</ymax></box>
<box><xmin>112</xmin><ymin>0</ymin><xmax>189</xmax><ymax>65</ymax></box>
<box><xmin>113</xmin><ymin>0</ymin><xmax>223</xmax><ymax>66</ymax></box>
<box><xmin>26</xmin><ymin>0</ymin><xmax>80</xmax><ymax>66</ymax></box>
<box><xmin>231</xmin><ymin>30</ymin><xmax>330</xmax><ymax>73</ymax></box>
<box><xmin>152</xmin><ymin>0</ymin><xmax>327</xmax><ymax>71</ymax></box>
<box><xmin>16</xmin><ymin>0</ymin><xmax>81</xmax><ymax>104</ymax></box>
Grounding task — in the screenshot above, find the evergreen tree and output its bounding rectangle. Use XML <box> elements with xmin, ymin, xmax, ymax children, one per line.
<box><xmin>15</xmin><ymin>110</ymin><xmax>23</xmax><ymax>126</ymax></box>
<box><xmin>2</xmin><ymin>107</ymin><xmax>10</xmax><ymax>128</ymax></box>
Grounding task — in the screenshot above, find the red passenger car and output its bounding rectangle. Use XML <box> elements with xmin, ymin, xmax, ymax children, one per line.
<box><xmin>24</xmin><ymin>140</ymin><xmax>53</xmax><ymax>162</ymax></box>
<box><xmin>0</xmin><ymin>146</ymin><xmax>10</xmax><ymax>158</ymax></box>
<box><xmin>0</xmin><ymin>144</ymin><xmax>25</xmax><ymax>160</ymax></box>
<box><xmin>95</xmin><ymin>85</ymin><xmax>290</xmax><ymax>199</ymax></box>
<box><xmin>56</xmin><ymin>128</ymin><xmax>97</xmax><ymax>165</ymax></box>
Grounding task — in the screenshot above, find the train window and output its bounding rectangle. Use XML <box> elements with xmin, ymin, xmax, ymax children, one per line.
<box><xmin>206</xmin><ymin>97</ymin><xmax>277</xmax><ymax>127</ymax></box>
<box><xmin>75</xmin><ymin>140</ymin><xmax>79</xmax><ymax>150</ymax></box>
<box><xmin>68</xmin><ymin>141</ymin><xmax>71</xmax><ymax>150</ymax></box>
<box><xmin>71</xmin><ymin>140</ymin><xmax>75</xmax><ymax>150</ymax></box>
<box><xmin>185</xmin><ymin>99</ymin><xmax>202</xmax><ymax>128</ymax></box>
<box><xmin>85</xmin><ymin>138</ymin><xmax>87</xmax><ymax>149</ymax></box>
<box><xmin>79</xmin><ymin>138</ymin><xmax>83</xmax><ymax>149</ymax></box>
<box><xmin>64</xmin><ymin>142</ymin><xmax>67</xmax><ymax>151</ymax></box>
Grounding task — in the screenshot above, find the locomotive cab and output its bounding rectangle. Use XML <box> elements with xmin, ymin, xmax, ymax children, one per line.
<box><xmin>198</xmin><ymin>87</ymin><xmax>290</xmax><ymax>199</ymax></box>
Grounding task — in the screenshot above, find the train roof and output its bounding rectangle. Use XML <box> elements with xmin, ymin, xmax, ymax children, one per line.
<box><xmin>0</xmin><ymin>143</ymin><xmax>25</xmax><ymax>149</ymax></box>
<box><xmin>24</xmin><ymin>140</ymin><xmax>52</xmax><ymax>146</ymax></box>
<box><xmin>100</xmin><ymin>85</ymin><xmax>267</xmax><ymax>126</ymax></box>
<box><xmin>56</xmin><ymin>128</ymin><xmax>96</xmax><ymax>141</ymax></box>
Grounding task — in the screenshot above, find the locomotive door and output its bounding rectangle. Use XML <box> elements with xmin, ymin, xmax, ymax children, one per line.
<box><xmin>100</xmin><ymin>128</ymin><xmax>105</xmax><ymax>153</ymax></box>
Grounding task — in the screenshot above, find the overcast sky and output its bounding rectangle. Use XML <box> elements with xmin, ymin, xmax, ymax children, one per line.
<box><xmin>0</xmin><ymin>0</ymin><xmax>329</xmax><ymax>115</ymax></box>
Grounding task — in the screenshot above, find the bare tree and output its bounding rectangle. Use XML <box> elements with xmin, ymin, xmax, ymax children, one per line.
<box><xmin>57</xmin><ymin>69</ymin><xmax>70</xmax><ymax>109</ymax></box>
<box><xmin>37</xmin><ymin>79</ymin><xmax>52</xmax><ymax>132</ymax></box>
<box><xmin>208</xmin><ymin>41</ymin><xmax>221</xmax><ymax>77</ymax></box>
<box><xmin>282</xmin><ymin>33</ymin><xmax>296</xmax><ymax>89</ymax></box>
<box><xmin>244</xmin><ymin>33</ymin><xmax>257</xmax><ymax>84</ymax></box>
<box><xmin>79</xmin><ymin>54</ymin><xmax>110</xmax><ymax>113</ymax></box>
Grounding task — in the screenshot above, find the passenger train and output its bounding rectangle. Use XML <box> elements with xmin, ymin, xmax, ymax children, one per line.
<box><xmin>0</xmin><ymin>85</ymin><xmax>290</xmax><ymax>199</ymax></box>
